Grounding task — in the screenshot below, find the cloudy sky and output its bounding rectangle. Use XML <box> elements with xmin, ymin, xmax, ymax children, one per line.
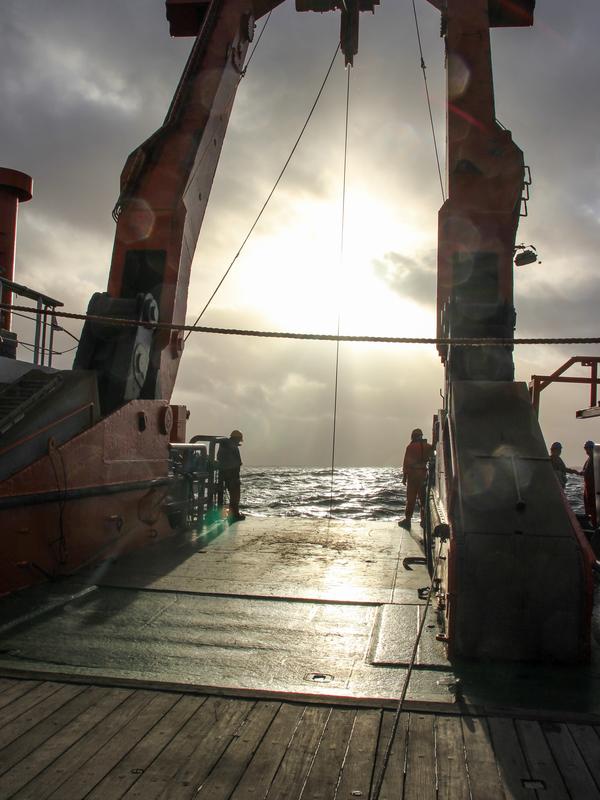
<box><xmin>2</xmin><ymin>0</ymin><xmax>599</xmax><ymax>467</ymax></box>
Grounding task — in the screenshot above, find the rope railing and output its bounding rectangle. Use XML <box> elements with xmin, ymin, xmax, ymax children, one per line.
<box><xmin>2</xmin><ymin>303</ymin><xmax>599</xmax><ymax>347</ymax></box>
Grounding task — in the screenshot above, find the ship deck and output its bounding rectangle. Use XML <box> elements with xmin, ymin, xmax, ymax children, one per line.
<box><xmin>2</xmin><ymin>677</ymin><xmax>600</xmax><ymax>799</ymax></box>
<box><xmin>1</xmin><ymin>516</ymin><xmax>600</xmax><ymax>798</ymax></box>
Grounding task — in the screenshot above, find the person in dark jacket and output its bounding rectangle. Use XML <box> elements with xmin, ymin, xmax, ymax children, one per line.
<box><xmin>217</xmin><ymin>430</ymin><xmax>245</xmax><ymax>521</ymax></box>
<box><xmin>398</xmin><ymin>428</ymin><xmax>434</xmax><ymax>530</ymax></box>
<box><xmin>549</xmin><ymin>441</ymin><xmax>580</xmax><ymax>490</ymax></box>
<box><xmin>583</xmin><ymin>440</ymin><xmax>597</xmax><ymax>528</ymax></box>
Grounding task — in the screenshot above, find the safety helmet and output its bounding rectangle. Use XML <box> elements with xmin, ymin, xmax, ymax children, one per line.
<box><xmin>584</xmin><ymin>440</ymin><xmax>595</xmax><ymax>450</ymax></box>
<box><xmin>411</xmin><ymin>428</ymin><xmax>423</xmax><ymax>441</ymax></box>
<box><xmin>230</xmin><ymin>429</ymin><xmax>243</xmax><ymax>441</ymax></box>
<box><xmin>550</xmin><ymin>442</ymin><xmax>562</xmax><ymax>450</ymax></box>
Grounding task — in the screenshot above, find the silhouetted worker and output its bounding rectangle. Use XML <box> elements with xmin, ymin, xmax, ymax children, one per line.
<box><xmin>217</xmin><ymin>430</ymin><xmax>245</xmax><ymax>521</ymax></box>
<box><xmin>583</xmin><ymin>440</ymin><xmax>597</xmax><ymax>528</ymax></box>
<box><xmin>399</xmin><ymin>428</ymin><xmax>434</xmax><ymax>530</ymax></box>
<box><xmin>549</xmin><ymin>441</ymin><xmax>580</xmax><ymax>489</ymax></box>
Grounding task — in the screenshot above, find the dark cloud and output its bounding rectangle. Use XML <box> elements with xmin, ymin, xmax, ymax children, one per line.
<box><xmin>516</xmin><ymin>271</ymin><xmax>599</xmax><ymax>339</ymax></box>
<box><xmin>373</xmin><ymin>250</ymin><xmax>437</xmax><ymax>307</ymax></box>
<box><xmin>2</xmin><ymin>2</ymin><xmax>190</xmax><ymax>238</ymax></box>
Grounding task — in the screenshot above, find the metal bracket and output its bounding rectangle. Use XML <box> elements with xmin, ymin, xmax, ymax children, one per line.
<box><xmin>403</xmin><ymin>556</ymin><xmax>427</xmax><ymax>571</ymax></box>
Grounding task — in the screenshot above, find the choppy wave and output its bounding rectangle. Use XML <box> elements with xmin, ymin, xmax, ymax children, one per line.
<box><xmin>240</xmin><ymin>466</ymin><xmax>585</xmax><ymax>520</ymax></box>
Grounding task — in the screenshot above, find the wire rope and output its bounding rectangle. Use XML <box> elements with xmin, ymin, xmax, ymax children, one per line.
<box><xmin>18</xmin><ymin>341</ymin><xmax>78</xmax><ymax>356</ymax></box>
<box><xmin>184</xmin><ymin>42</ymin><xmax>341</xmax><ymax>340</ymax></box>
<box><xmin>242</xmin><ymin>10</ymin><xmax>273</xmax><ymax>74</ymax></box>
<box><xmin>370</xmin><ymin>540</ymin><xmax>443</xmax><ymax>800</ymax></box>
<box><xmin>328</xmin><ymin>66</ymin><xmax>351</xmax><ymax>518</ymax></box>
<box><xmin>411</xmin><ymin>0</ymin><xmax>446</xmax><ymax>202</ymax></box>
<box><xmin>56</xmin><ymin>326</ymin><xmax>80</xmax><ymax>343</ymax></box>
<box><xmin>3</xmin><ymin>304</ymin><xmax>599</xmax><ymax>347</ymax></box>
<box><xmin>9</xmin><ymin>309</ymin><xmax>46</xmax><ymax>325</ymax></box>
<box><xmin>9</xmin><ymin>307</ymin><xmax>80</xmax><ymax>345</ymax></box>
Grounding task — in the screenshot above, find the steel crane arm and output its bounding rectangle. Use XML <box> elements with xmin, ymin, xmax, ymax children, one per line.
<box><xmin>75</xmin><ymin>0</ymin><xmax>283</xmax><ymax>413</ymax></box>
<box><xmin>424</xmin><ymin>0</ymin><xmax>535</xmax><ymax>27</ymax></box>
<box><xmin>431</xmin><ymin>0</ymin><xmax>534</xmax><ymax>382</ymax></box>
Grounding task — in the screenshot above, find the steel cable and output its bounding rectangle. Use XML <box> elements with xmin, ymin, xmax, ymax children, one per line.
<box><xmin>328</xmin><ymin>64</ymin><xmax>351</xmax><ymax>519</ymax></box>
<box><xmin>242</xmin><ymin>10</ymin><xmax>273</xmax><ymax>75</ymax></box>
<box><xmin>184</xmin><ymin>43</ymin><xmax>341</xmax><ymax>340</ymax></box>
<box><xmin>411</xmin><ymin>0</ymin><xmax>446</xmax><ymax>201</ymax></box>
<box><xmin>370</xmin><ymin>540</ymin><xmax>444</xmax><ymax>800</ymax></box>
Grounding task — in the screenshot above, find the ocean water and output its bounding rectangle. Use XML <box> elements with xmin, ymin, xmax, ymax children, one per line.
<box><xmin>239</xmin><ymin>466</ymin><xmax>586</xmax><ymax>520</ymax></box>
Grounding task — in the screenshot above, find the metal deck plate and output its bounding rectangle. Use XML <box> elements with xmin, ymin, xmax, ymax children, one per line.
<box><xmin>88</xmin><ymin>517</ymin><xmax>427</xmax><ymax>604</ymax></box>
<box><xmin>2</xmin><ymin>517</ymin><xmax>600</xmax><ymax>716</ymax></box>
<box><xmin>368</xmin><ymin>604</ymin><xmax>447</xmax><ymax>666</ymax></box>
<box><xmin>0</xmin><ymin>519</ymin><xmax>457</xmax><ymax>705</ymax></box>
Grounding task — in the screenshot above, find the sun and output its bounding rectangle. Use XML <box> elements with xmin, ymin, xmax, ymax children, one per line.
<box><xmin>228</xmin><ymin>186</ymin><xmax>435</xmax><ymax>341</ymax></box>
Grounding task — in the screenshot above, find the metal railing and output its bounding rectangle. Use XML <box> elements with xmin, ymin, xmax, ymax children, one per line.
<box><xmin>0</xmin><ymin>278</ymin><xmax>64</xmax><ymax>367</ymax></box>
<box><xmin>168</xmin><ymin>436</ymin><xmax>226</xmax><ymax>529</ymax></box>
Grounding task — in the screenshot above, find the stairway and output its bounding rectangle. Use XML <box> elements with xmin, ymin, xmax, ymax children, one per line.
<box><xmin>0</xmin><ymin>370</ymin><xmax>63</xmax><ymax>437</ymax></box>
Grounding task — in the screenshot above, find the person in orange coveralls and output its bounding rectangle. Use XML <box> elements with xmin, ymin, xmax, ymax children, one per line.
<box><xmin>398</xmin><ymin>428</ymin><xmax>434</xmax><ymax>530</ymax></box>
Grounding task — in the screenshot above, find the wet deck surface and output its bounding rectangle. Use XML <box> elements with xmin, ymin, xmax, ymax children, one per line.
<box><xmin>2</xmin><ymin>517</ymin><xmax>600</xmax><ymax>798</ymax></box>
<box><xmin>0</xmin><ymin>518</ymin><xmax>455</xmax><ymax>705</ymax></box>
<box><xmin>1</xmin><ymin>677</ymin><xmax>600</xmax><ymax>799</ymax></box>
<box><xmin>2</xmin><ymin>516</ymin><xmax>600</xmax><ymax>716</ymax></box>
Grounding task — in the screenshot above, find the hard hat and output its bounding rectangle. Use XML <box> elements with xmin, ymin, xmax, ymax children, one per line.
<box><xmin>230</xmin><ymin>430</ymin><xmax>243</xmax><ymax>441</ymax></box>
<box><xmin>584</xmin><ymin>440</ymin><xmax>595</xmax><ymax>449</ymax></box>
<box><xmin>411</xmin><ymin>428</ymin><xmax>423</xmax><ymax>441</ymax></box>
<box><xmin>550</xmin><ymin>442</ymin><xmax>562</xmax><ymax>450</ymax></box>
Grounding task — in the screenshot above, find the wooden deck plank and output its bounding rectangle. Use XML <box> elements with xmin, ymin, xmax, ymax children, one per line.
<box><xmin>436</xmin><ymin>715</ymin><xmax>469</xmax><ymax>800</ymax></box>
<box><xmin>299</xmin><ymin>707</ymin><xmax>356</xmax><ymax>799</ymax></box>
<box><xmin>404</xmin><ymin>713</ymin><xmax>437</xmax><ymax>800</ymax></box>
<box><xmin>84</xmin><ymin>694</ymin><xmax>204</xmax><ymax>800</ymax></box>
<box><xmin>335</xmin><ymin>708</ymin><xmax>381</xmax><ymax>800</ymax></box>
<box><xmin>13</xmin><ymin>689</ymin><xmax>161</xmax><ymax>800</ymax></box>
<box><xmin>542</xmin><ymin>721</ymin><xmax>600</xmax><ymax>799</ymax></box>
<box><xmin>1</xmin><ymin>674</ymin><xmax>599</xmax><ymax>800</ymax></box>
<box><xmin>515</xmin><ymin>719</ymin><xmax>569</xmax><ymax>800</ymax></box>
<box><xmin>147</xmin><ymin>697</ymin><xmax>255</xmax><ymax>800</ymax></box>
<box><xmin>567</xmin><ymin>723</ymin><xmax>600</xmax><ymax>789</ymax></box>
<box><xmin>374</xmin><ymin>711</ymin><xmax>409</xmax><ymax>800</ymax></box>
<box><xmin>229</xmin><ymin>703</ymin><xmax>305</xmax><ymax>800</ymax></box>
<box><xmin>264</xmin><ymin>705</ymin><xmax>332</xmax><ymax>799</ymax></box>
<box><xmin>44</xmin><ymin>689</ymin><xmax>182</xmax><ymax>800</ymax></box>
<box><xmin>0</xmin><ymin>680</ymin><xmax>40</xmax><ymax>711</ymax></box>
<box><xmin>195</xmin><ymin>701</ymin><xmax>280</xmax><ymax>799</ymax></box>
<box><xmin>0</xmin><ymin>681</ymin><xmax>66</xmax><ymax>733</ymax></box>
<box><xmin>460</xmin><ymin>716</ymin><xmax>506</xmax><ymax>800</ymax></box>
<box><xmin>0</xmin><ymin>683</ymin><xmax>89</xmax><ymax>773</ymax></box>
<box><xmin>0</xmin><ymin>686</ymin><xmax>131</xmax><ymax>797</ymax></box>
<box><xmin>488</xmin><ymin>717</ymin><xmax>533</xmax><ymax>800</ymax></box>
<box><xmin>121</xmin><ymin>696</ymin><xmax>254</xmax><ymax>800</ymax></box>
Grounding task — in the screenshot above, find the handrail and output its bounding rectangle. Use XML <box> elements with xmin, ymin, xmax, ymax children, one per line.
<box><xmin>0</xmin><ymin>278</ymin><xmax>63</xmax><ymax>367</ymax></box>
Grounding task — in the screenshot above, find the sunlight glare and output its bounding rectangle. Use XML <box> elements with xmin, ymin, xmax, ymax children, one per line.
<box><xmin>232</xmin><ymin>186</ymin><xmax>435</xmax><ymax>341</ymax></box>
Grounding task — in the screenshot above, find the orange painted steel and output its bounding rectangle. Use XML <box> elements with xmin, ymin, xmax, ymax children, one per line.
<box><xmin>0</xmin><ymin>400</ymin><xmax>180</xmax><ymax>595</ymax></box>
<box><xmin>530</xmin><ymin>356</ymin><xmax>600</xmax><ymax>416</ymax></box>
<box><xmin>430</xmin><ymin>0</ymin><xmax>527</xmax><ymax>359</ymax></box>
<box><xmin>108</xmin><ymin>0</ymin><xmax>283</xmax><ymax>404</ymax></box>
<box><xmin>423</xmin><ymin>0</ymin><xmax>594</xmax><ymax>664</ymax></box>
<box><xmin>0</xmin><ymin>168</ymin><xmax>32</xmax><ymax>331</ymax></box>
